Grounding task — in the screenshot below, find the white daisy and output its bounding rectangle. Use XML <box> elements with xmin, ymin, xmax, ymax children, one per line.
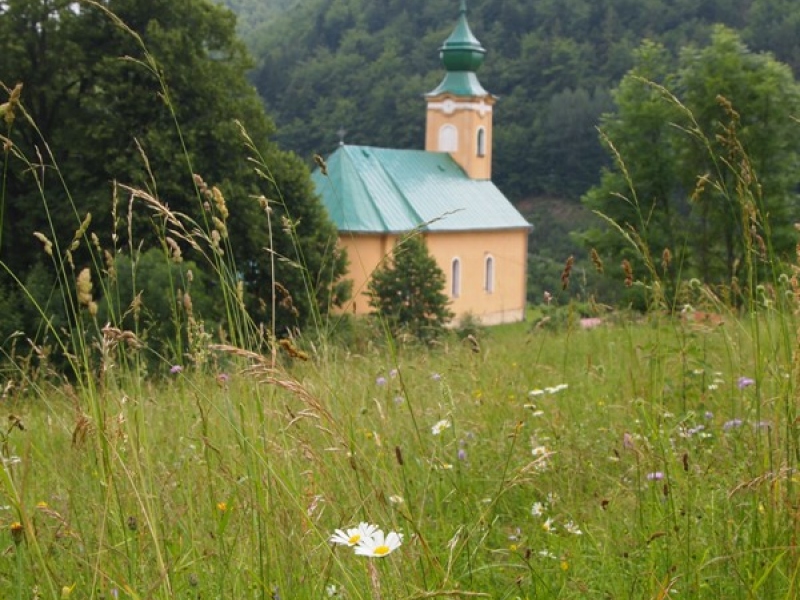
<box><xmin>564</xmin><ymin>520</ymin><xmax>583</xmax><ymax>535</ymax></box>
<box><xmin>531</xmin><ymin>502</ymin><xmax>546</xmax><ymax>517</ymax></box>
<box><xmin>542</xmin><ymin>517</ymin><xmax>556</xmax><ymax>533</ymax></box>
<box><xmin>330</xmin><ymin>522</ymin><xmax>378</xmax><ymax>547</ymax></box>
<box><xmin>431</xmin><ymin>419</ymin><xmax>451</xmax><ymax>435</ymax></box>
<box><xmin>354</xmin><ymin>529</ymin><xmax>403</xmax><ymax>557</ymax></box>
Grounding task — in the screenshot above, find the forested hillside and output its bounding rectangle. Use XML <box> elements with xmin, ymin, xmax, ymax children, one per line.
<box><xmin>238</xmin><ymin>0</ymin><xmax>799</xmax><ymax>203</ymax></box>
<box><xmin>216</xmin><ymin>0</ymin><xmax>298</xmax><ymax>39</ymax></box>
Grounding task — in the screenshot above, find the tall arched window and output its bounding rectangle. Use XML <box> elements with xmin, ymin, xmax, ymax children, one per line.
<box><xmin>439</xmin><ymin>124</ymin><xmax>458</xmax><ymax>152</ymax></box>
<box><xmin>476</xmin><ymin>127</ymin><xmax>486</xmax><ymax>157</ymax></box>
<box><xmin>484</xmin><ymin>255</ymin><xmax>494</xmax><ymax>293</ymax></box>
<box><xmin>451</xmin><ymin>257</ymin><xmax>461</xmax><ymax>298</ymax></box>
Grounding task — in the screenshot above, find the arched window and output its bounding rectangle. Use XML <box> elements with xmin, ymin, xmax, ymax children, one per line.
<box><xmin>476</xmin><ymin>127</ymin><xmax>486</xmax><ymax>157</ymax></box>
<box><xmin>484</xmin><ymin>255</ymin><xmax>494</xmax><ymax>293</ymax></box>
<box><xmin>439</xmin><ymin>124</ymin><xmax>458</xmax><ymax>152</ymax></box>
<box><xmin>451</xmin><ymin>257</ymin><xmax>461</xmax><ymax>298</ymax></box>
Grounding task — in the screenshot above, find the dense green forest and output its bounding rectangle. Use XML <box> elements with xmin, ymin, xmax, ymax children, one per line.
<box><xmin>0</xmin><ymin>0</ymin><xmax>347</xmax><ymax>364</ymax></box>
<box><xmin>229</xmin><ymin>0</ymin><xmax>800</xmax><ymax>205</ymax></box>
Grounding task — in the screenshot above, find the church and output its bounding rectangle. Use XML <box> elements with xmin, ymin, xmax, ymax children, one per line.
<box><xmin>311</xmin><ymin>1</ymin><xmax>531</xmax><ymax>325</ymax></box>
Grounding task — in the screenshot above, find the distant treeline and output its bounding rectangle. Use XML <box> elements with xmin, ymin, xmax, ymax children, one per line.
<box><xmin>229</xmin><ymin>0</ymin><xmax>798</xmax><ymax>202</ymax></box>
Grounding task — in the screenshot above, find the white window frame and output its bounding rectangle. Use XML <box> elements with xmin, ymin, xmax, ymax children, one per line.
<box><xmin>476</xmin><ymin>127</ymin><xmax>486</xmax><ymax>157</ymax></box>
<box><xmin>484</xmin><ymin>254</ymin><xmax>494</xmax><ymax>293</ymax></box>
<box><xmin>451</xmin><ymin>257</ymin><xmax>461</xmax><ymax>298</ymax></box>
<box><xmin>439</xmin><ymin>124</ymin><xmax>458</xmax><ymax>152</ymax></box>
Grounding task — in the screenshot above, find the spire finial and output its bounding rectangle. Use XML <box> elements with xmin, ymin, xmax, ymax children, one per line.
<box><xmin>459</xmin><ymin>0</ymin><xmax>467</xmax><ymax>14</ymax></box>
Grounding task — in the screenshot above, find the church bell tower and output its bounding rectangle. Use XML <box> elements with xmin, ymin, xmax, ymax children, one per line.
<box><xmin>425</xmin><ymin>0</ymin><xmax>495</xmax><ymax>180</ymax></box>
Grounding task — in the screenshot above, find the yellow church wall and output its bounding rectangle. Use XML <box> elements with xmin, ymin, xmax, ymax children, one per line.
<box><xmin>425</xmin><ymin>95</ymin><xmax>495</xmax><ymax>180</ymax></box>
<box><xmin>338</xmin><ymin>229</ymin><xmax>528</xmax><ymax>325</ymax></box>
<box><xmin>425</xmin><ymin>229</ymin><xmax>528</xmax><ymax>325</ymax></box>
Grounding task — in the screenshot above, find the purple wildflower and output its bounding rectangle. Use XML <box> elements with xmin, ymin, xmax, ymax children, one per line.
<box><xmin>431</xmin><ymin>373</ymin><xmax>442</xmax><ymax>381</ymax></box>
<box><xmin>646</xmin><ymin>472</ymin><xmax>664</xmax><ymax>481</ymax></box>
<box><xmin>704</xmin><ymin>411</ymin><xmax>714</xmax><ymax>420</ymax></box>
<box><xmin>737</xmin><ymin>376</ymin><xmax>755</xmax><ymax>390</ymax></box>
<box><xmin>376</xmin><ymin>376</ymin><xmax>387</xmax><ymax>386</ymax></box>
<box><xmin>217</xmin><ymin>373</ymin><xmax>229</xmax><ymax>382</ymax></box>
<box><xmin>170</xmin><ymin>365</ymin><xmax>183</xmax><ymax>375</ymax></box>
<box><xmin>389</xmin><ymin>368</ymin><xmax>398</xmax><ymax>378</ymax></box>
<box><xmin>723</xmin><ymin>418</ymin><xmax>744</xmax><ymax>431</ymax></box>
<box><xmin>457</xmin><ymin>448</ymin><xmax>467</xmax><ymax>461</ymax></box>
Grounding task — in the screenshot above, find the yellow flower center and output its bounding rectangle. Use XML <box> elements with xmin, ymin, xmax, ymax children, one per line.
<box><xmin>348</xmin><ymin>534</ymin><xmax>360</xmax><ymax>545</ymax></box>
<box><xmin>373</xmin><ymin>545</ymin><xmax>390</xmax><ymax>556</ymax></box>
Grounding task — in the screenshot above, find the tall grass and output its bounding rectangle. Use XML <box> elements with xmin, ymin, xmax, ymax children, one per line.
<box><xmin>1</xmin><ymin>10</ymin><xmax>799</xmax><ymax>600</ymax></box>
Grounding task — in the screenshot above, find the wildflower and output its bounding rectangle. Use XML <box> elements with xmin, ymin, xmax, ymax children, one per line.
<box><xmin>393</xmin><ymin>396</ymin><xmax>404</xmax><ymax>405</ymax></box>
<box><xmin>531</xmin><ymin>445</ymin><xmax>548</xmax><ymax>457</ymax></box>
<box><xmin>704</xmin><ymin>411</ymin><xmax>714</xmax><ymax>420</ymax></box>
<box><xmin>457</xmin><ymin>448</ymin><xmax>467</xmax><ymax>461</ymax></box>
<box><xmin>563</xmin><ymin>521</ymin><xmax>583</xmax><ymax>535</ymax></box>
<box><xmin>10</xmin><ymin>521</ymin><xmax>23</xmax><ymax>545</ymax></box>
<box><xmin>561</xmin><ymin>255</ymin><xmax>574</xmax><ymax>290</ymax></box>
<box><xmin>216</xmin><ymin>502</ymin><xmax>228</xmax><ymax>512</ymax></box>
<box><xmin>542</xmin><ymin>517</ymin><xmax>556</xmax><ymax>533</ymax></box>
<box><xmin>389</xmin><ymin>368</ymin><xmax>398</xmax><ymax>378</ymax></box>
<box><xmin>723</xmin><ymin>418</ymin><xmax>744</xmax><ymax>431</ymax></box>
<box><xmin>431</xmin><ymin>419</ymin><xmax>451</xmax><ymax>435</ymax></box>
<box><xmin>707</xmin><ymin>383</ymin><xmax>718</xmax><ymax>391</ymax></box>
<box><xmin>560</xmin><ymin>560</ymin><xmax>569</xmax><ymax>571</ymax></box>
<box><xmin>170</xmin><ymin>365</ymin><xmax>183</xmax><ymax>374</ymax></box>
<box><xmin>431</xmin><ymin>373</ymin><xmax>442</xmax><ymax>381</ymax></box>
<box><xmin>376</xmin><ymin>376</ymin><xmax>387</xmax><ymax>386</ymax></box>
<box><xmin>545</xmin><ymin>384</ymin><xmax>569</xmax><ymax>394</ymax></box>
<box><xmin>538</xmin><ymin>549</ymin><xmax>557</xmax><ymax>559</ymax></box>
<box><xmin>388</xmin><ymin>495</ymin><xmax>404</xmax><ymax>504</ymax></box>
<box><xmin>354</xmin><ymin>529</ymin><xmax>403</xmax><ymax>557</ymax></box>
<box><xmin>330</xmin><ymin>522</ymin><xmax>378</xmax><ymax>547</ymax></box>
<box><xmin>531</xmin><ymin>502</ymin><xmax>545</xmax><ymax>517</ymax></box>
<box><xmin>529</xmin><ymin>389</ymin><xmax>545</xmax><ymax>397</ymax></box>
<box><xmin>217</xmin><ymin>373</ymin><xmax>230</xmax><ymax>384</ymax></box>
<box><xmin>326</xmin><ymin>584</ymin><xmax>339</xmax><ymax>597</ymax></box>
<box><xmin>646</xmin><ymin>472</ymin><xmax>664</xmax><ymax>481</ymax></box>
<box><xmin>737</xmin><ymin>376</ymin><xmax>755</xmax><ymax>389</ymax></box>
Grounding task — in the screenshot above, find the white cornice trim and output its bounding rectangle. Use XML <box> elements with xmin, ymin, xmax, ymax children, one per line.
<box><xmin>427</xmin><ymin>99</ymin><xmax>493</xmax><ymax>116</ymax></box>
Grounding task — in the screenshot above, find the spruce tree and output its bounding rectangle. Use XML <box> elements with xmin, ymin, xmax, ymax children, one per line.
<box><xmin>367</xmin><ymin>235</ymin><xmax>453</xmax><ymax>341</ymax></box>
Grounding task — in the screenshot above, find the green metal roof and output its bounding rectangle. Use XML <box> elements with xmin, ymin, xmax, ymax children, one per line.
<box><xmin>439</xmin><ymin>0</ymin><xmax>486</xmax><ymax>72</ymax></box>
<box><xmin>426</xmin><ymin>71</ymin><xmax>489</xmax><ymax>98</ymax></box>
<box><xmin>311</xmin><ymin>145</ymin><xmax>531</xmax><ymax>234</ymax></box>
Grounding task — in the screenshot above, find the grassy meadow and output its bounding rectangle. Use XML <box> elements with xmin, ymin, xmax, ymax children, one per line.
<box><xmin>1</xmin><ymin>9</ymin><xmax>798</xmax><ymax>597</ymax></box>
<box><xmin>1</xmin><ymin>306</ymin><xmax>798</xmax><ymax>599</ymax></box>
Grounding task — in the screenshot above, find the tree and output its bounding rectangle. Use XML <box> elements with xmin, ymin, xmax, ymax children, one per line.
<box><xmin>366</xmin><ymin>235</ymin><xmax>453</xmax><ymax>341</ymax></box>
<box><xmin>582</xmin><ymin>28</ymin><xmax>800</xmax><ymax>304</ymax></box>
<box><xmin>0</xmin><ymin>0</ymin><xmax>347</xmax><ymax>346</ymax></box>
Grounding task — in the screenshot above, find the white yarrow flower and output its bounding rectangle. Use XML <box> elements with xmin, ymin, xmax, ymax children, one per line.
<box><xmin>531</xmin><ymin>502</ymin><xmax>545</xmax><ymax>517</ymax></box>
